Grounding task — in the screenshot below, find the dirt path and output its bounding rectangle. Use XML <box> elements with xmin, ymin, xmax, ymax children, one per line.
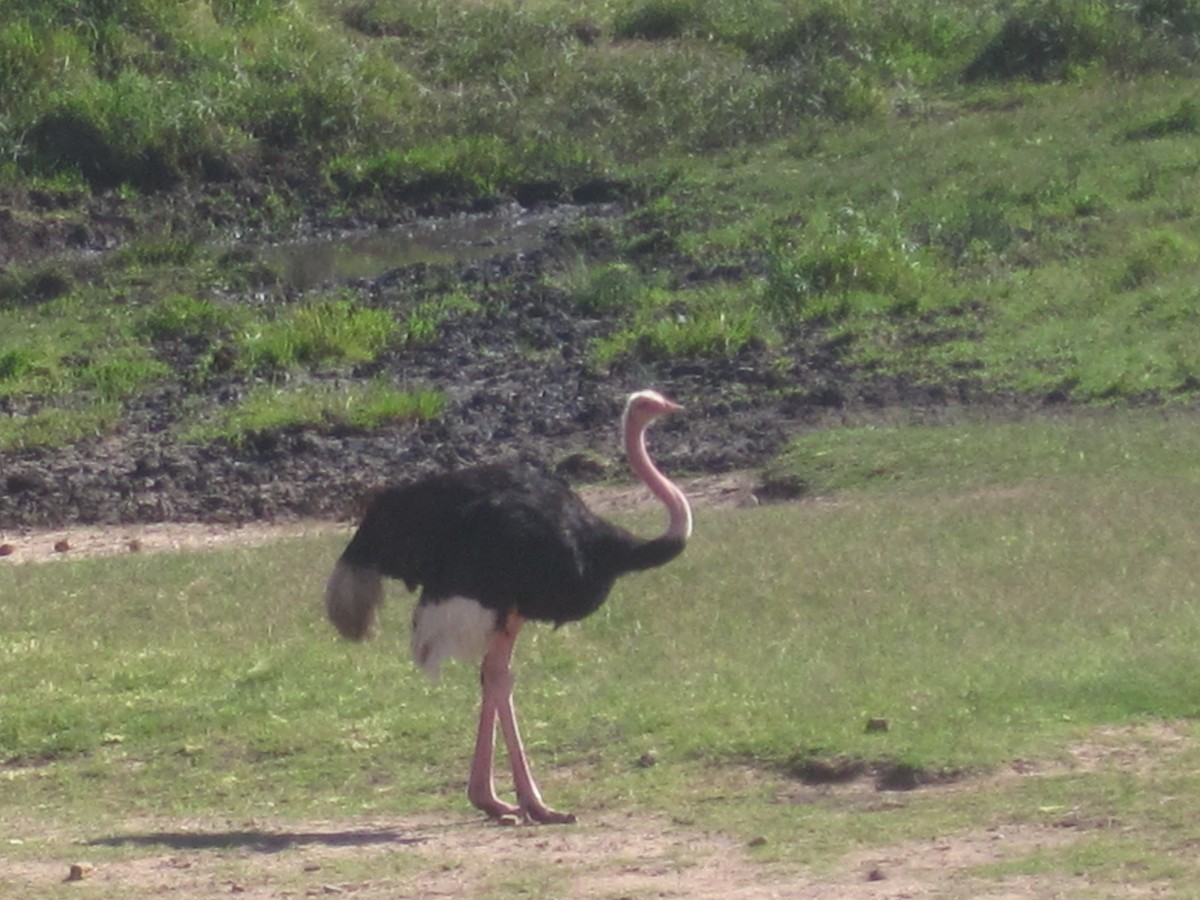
<box><xmin>0</xmin><ymin>473</ymin><xmax>760</xmax><ymax>565</ymax></box>
<box><xmin>0</xmin><ymin>808</ymin><xmax>1095</xmax><ymax>898</ymax></box>
<box><xmin>7</xmin><ymin>814</ymin><xmax>802</xmax><ymax>898</ymax></box>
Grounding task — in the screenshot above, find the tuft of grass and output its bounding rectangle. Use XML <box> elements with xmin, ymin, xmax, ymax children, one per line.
<box><xmin>612</xmin><ymin>0</ymin><xmax>709</xmax><ymax>42</ymax></box>
<box><xmin>0</xmin><ymin>264</ymin><xmax>73</xmax><ymax>310</ymax></box>
<box><xmin>1138</xmin><ymin>0</ymin><xmax>1200</xmax><ymax>36</ymax></box>
<box><xmin>400</xmin><ymin>290</ymin><xmax>479</xmax><ymax>344</ymax></box>
<box><xmin>239</xmin><ymin>295</ymin><xmax>397</xmax><ymax>373</ymax></box>
<box><xmin>0</xmin><ymin>402</ymin><xmax>122</xmax><ymax>452</ymax></box>
<box><xmin>571</xmin><ymin>261</ymin><xmax>645</xmax><ymax>315</ymax></box>
<box><xmin>136</xmin><ymin>293</ymin><xmax>243</xmax><ymax>343</ymax></box>
<box><xmin>1116</xmin><ymin>228</ymin><xmax>1199</xmax><ymax>289</ymax></box>
<box><xmin>962</xmin><ymin>0</ymin><xmax>1115</xmax><ymax>83</ymax></box>
<box><xmin>0</xmin><ymin>347</ymin><xmax>36</xmax><ymax>381</ymax></box>
<box><xmin>180</xmin><ymin>379</ymin><xmax>443</xmax><ymax>445</ymax></box>
<box><xmin>1124</xmin><ymin>95</ymin><xmax>1200</xmax><ymax>139</ymax></box>
<box><xmin>591</xmin><ymin>283</ymin><xmax>762</xmax><ymax>365</ymax></box>
<box><xmin>761</xmin><ymin>209</ymin><xmax>936</xmax><ymax>326</ymax></box>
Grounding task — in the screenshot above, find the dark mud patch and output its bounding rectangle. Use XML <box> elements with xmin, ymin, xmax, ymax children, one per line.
<box><xmin>785</xmin><ymin>754</ymin><xmax>969</xmax><ymax>792</ymax></box>
<box><xmin>0</xmin><ymin>204</ymin><xmax>1010</xmax><ymax>530</ymax></box>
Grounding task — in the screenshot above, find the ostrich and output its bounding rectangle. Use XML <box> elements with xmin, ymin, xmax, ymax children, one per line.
<box><xmin>324</xmin><ymin>389</ymin><xmax>693</xmax><ymax>825</ymax></box>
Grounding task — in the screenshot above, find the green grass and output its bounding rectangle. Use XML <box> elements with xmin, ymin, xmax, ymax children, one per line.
<box><xmin>591</xmin><ymin>282</ymin><xmax>761</xmax><ymax>364</ymax></box>
<box><xmin>180</xmin><ymin>380</ymin><xmax>445</xmax><ymax>445</ymax></box>
<box><xmin>762</xmin><ymin>408</ymin><xmax>1200</xmax><ymax>496</ymax></box>
<box><xmin>571</xmin><ymin>73</ymin><xmax>1200</xmax><ymax>396</ymax></box>
<box><xmin>238</xmin><ymin>295</ymin><xmax>399</xmax><ymax>373</ymax></box>
<box><xmin>0</xmin><ymin>401</ymin><xmax>123</xmax><ymax>452</ymax></box>
<box><xmin>6</xmin><ymin>411</ymin><xmax>1200</xmax><ymax>894</ymax></box>
<box><xmin>6</xmin><ymin>0</ymin><xmax>1200</xmax><ymax>197</ymax></box>
<box><xmin>7</xmin><ymin>3</ymin><xmax>1200</xmax><ymax>452</ymax></box>
<box><xmin>0</xmin><ymin>254</ymin><xmax>422</xmax><ymax>449</ymax></box>
<box><xmin>399</xmin><ymin>290</ymin><xmax>480</xmax><ymax>344</ymax></box>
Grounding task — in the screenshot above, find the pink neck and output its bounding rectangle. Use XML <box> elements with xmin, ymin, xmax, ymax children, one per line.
<box><xmin>625</xmin><ymin>413</ymin><xmax>693</xmax><ymax>541</ymax></box>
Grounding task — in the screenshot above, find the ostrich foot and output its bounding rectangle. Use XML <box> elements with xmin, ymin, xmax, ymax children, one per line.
<box><xmin>471</xmin><ymin>792</ymin><xmax>575</xmax><ymax>825</ymax></box>
<box><xmin>520</xmin><ymin>801</ymin><xmax>576</xmax><ymax>825</ymax></box>
<box><xmin>469</xmin><ymin>790</ymin><xmax>521</xmax><ymax>823</ymax></box>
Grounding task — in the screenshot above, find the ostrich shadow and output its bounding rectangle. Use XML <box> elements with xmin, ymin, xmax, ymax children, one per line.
<box><xmin>86</xmin><ymin>827</ymin><xmax>429</xmax><ymax>853</ymax></box>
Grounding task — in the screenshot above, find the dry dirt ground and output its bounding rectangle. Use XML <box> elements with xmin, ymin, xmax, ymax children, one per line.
<box><xmin>3</xmin><ymin>723</ymin><xmax>1187</xmax><ymax>898</ymax></box>
<box><xmin>0</xmin><ymin>473</ymin><xmax>761</xmax><ymax>565</ymax></box>
<box><xmin>0</xmin><ymin>816</ymin><xmax>1086</xmax><ymax>899</ymax></box>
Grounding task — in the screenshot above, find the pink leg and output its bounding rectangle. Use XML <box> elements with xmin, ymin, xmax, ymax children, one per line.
<box><xmin>469</xmin><ymin>614</ymin><xmax>575</xmax><ymax>825</ymax></box>
<box><xmin>466</xmin><ymin>690</ymin><xmax>521</xmax><ymax>822</ymax></box>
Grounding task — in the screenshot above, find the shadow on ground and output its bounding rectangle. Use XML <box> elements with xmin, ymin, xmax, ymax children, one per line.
<box><xmin>86</xmin><ymin>827</ymin><xmax>427</xmax><ymax>853</ymax></box>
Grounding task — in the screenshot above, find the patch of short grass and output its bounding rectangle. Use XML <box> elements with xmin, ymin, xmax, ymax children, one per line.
<box><xmin>761</xmin><ymin>409</ymin><xmax>1200</xmax><ymax>497</ymax></box>
<box><xmin>238</xmin><ymin>294</ymin><xmax>398</xmax><ymax>374</ymax></box>
<box><xmin>6</xmin><ymin>412</ymin><xmax>1200</xmax><ymax>837</ymax></box>
<box><xmin>0</xmin><ymin>401</ymin><xmax>122</xmax><ymax>452</ymax></box>
<box><xmin>180</xmin><ymin>379</ymin><xmax>443</xmax><ymax>445</ymax></box>
<box><xmin>399</xmin><ymin>290</ymin><xmax>480</xmax><ymax>344</ymax></box>
<box><xmin>7</xmin><ymin>412</ymin><xmax>1200</xmax><ymax>896</ymax></box>
<box><xmin>591</xmin><ymin>282</ymin><xmax>764</xmax><ymax>365</ymax></box>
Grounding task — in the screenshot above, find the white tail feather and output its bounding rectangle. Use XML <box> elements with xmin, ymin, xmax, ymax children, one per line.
<box><xmin>325</xmin><ymin>560</ymin><xmax>384</xmax><ymax>641</ymax></box>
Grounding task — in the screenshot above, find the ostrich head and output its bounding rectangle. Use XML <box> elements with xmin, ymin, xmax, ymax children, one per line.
<box><xmin>622</xmin><ymin>389</ymin><xmax>683</xmax><ymax>432</ymax></box>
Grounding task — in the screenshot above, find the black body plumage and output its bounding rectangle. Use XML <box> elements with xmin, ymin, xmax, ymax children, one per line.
<box><xmin>337</xmin><ymin>463</ymin><xmax>685</xmax><ymax>627</ymax></box>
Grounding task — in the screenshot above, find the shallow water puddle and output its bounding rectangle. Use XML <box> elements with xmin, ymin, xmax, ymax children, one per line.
<box><xmin>258</xmin><ymin>204</ymin><xmax>587</xmax><ymax>291</ymax></box>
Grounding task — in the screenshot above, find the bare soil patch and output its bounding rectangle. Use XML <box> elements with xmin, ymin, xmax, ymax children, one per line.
<box><xmin>0</xmin><ymin>815</ymin><xmax>1086</xmax><ymax>899</ymax></box>
<box><xmin>0</xmin><ymin>518</ymin><xmax>339</xmax><ymax>564</ymax></box>
<box><xmin>5</xmin><ymin>814</ymin><xmax>796</xmax><ymax>899</ymax></box>
<box><xmin>2</xmin><ymin>722</ymin><xmax>1189</xmax><ymax>898</ymax></box>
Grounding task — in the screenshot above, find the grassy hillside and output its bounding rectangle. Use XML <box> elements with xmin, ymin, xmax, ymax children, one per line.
<box><xmin>4</xmin><ymin>0</ymin><xmax>1199</xmax><ymax>197</ymax></box>
<box><xmin>2</xmin><ymin>0</ymin><xmax>1200</xmax><ymax>464</ymax></box>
